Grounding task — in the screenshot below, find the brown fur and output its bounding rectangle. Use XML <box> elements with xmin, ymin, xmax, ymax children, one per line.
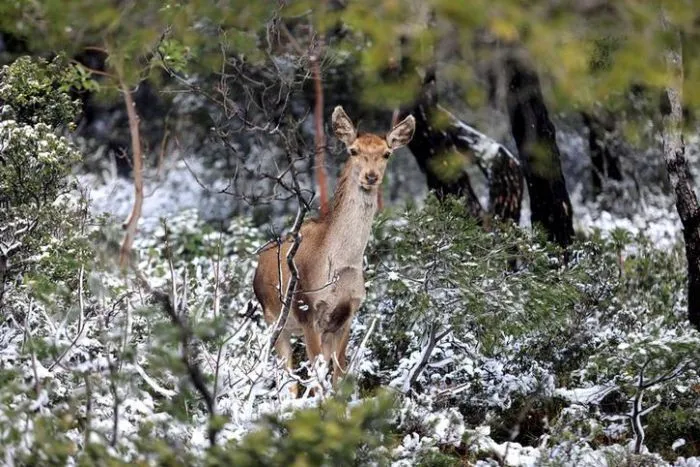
<box><xmin>253</xmin><ymin>106</ymin><xmax>415</xmax><ymax>393</ymax></box>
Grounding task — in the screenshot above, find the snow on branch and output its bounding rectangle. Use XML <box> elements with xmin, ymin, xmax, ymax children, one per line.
<box><xmin>436</xmin><ymin>104</ymin><xmax>520</xmax><ymax>174</ymax></box>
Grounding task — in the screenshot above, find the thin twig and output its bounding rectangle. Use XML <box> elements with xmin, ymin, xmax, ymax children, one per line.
<box><xmin>211</xmin><ymin>230</ymin><xmax>224</xmax><ymax>412</ymax></box>
<box><xmin>347</xmin><ymin>314</ymin><xmax>379</xmax><ymax>376</ymax></box>
<box><xmin>268</xmin><ymin>203</ymin><xmax>307</xmax><ymax>350</ymax></box>
<box><xmin>25</xmin><ymin>299</ymin><xmax>41</xmax><ymax>395</ymax></box>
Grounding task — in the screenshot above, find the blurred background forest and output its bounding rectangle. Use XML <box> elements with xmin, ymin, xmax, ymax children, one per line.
<box><xmin>1</xmin><ymin>0</ymin><xmax>700</xmax><ymax>465</ymax></box>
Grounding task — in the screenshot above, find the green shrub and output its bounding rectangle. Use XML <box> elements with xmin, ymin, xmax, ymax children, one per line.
<box><xmin>645</xmin><ymin>392</ymin><xmax>700</xmax><ymax>460</ymax></box>
<box><xmin>210</xmin><ymin>389</ymin><xmax>395</xmax><ymax>466</ymax></box>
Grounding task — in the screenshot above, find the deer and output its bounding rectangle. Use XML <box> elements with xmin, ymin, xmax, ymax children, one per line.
<box><xmin>253</xmin><ymin>106</ymin><xmax>415</xmax><ymax>393</ymax></box>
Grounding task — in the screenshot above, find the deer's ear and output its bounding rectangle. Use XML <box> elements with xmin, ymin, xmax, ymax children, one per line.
<box><xmin>332</xmin><ymin>106</ymin><xmax>356</xmax><ymax>146</ymax></box>
<box><xmin>386</xmin><ymin>115</ymin><xmax>415</xmax><ymax>150</ymax></box>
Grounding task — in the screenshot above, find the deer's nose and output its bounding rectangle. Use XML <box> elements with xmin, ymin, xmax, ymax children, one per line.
<box><xmin>366</xmin><ymin>172</ymin><xmax>379</xmax><ymax>185</ymax></box>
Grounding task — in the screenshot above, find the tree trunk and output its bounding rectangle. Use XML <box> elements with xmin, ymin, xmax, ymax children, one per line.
<box><xmin>581</xmin><ymin>111</ymin><xmax>622</xmax><ymax>196</ymax></box>
<box><xmin>505</xmin><ymin>55</ymin><xmax>574</xmax><ymax>250</ymax></box>
<box><xmin>118</xmin><ymin>79</ymin><xmax>144</xmax><ymax>270</ymax></box>
<box><xmin>400</xmin><ymin>71</ymin><xmax>484</xmax><ymax>220</ymax></box>
<box><xmin>660</xmin><ymin>24</ymin><xmax>700</xmax><ymax>329</ymax></box>
<box><xmin>488</xmin><ymin>148</ymin><xmax>523</xmax><ymax>224</ymax></box>
<box><xmin>312</xmin><ymin>55</ymin><xmax>329</xmax><ymax>217</ymax></box>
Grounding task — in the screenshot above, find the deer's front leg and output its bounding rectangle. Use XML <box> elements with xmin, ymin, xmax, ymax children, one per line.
<box><xmin>326</xmin><ymin>299</ymin><xmax>359</xmax><ymax>388</ymax></box>
<box><xmin>302</xmin><ymin>323</ymin><xmax>322</xmax><ymax>365</ymax></box>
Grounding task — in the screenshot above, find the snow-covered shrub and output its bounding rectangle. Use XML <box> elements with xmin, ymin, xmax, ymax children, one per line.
<box><xmin>0</xmin><ymin>57</ymin><xmax>85</xmax><ymax>309</ymax></box>
<box><xmin>0</xmin><ymin>56</ymin><xmax>81</xmax><ymax>128</ymax></box>
<box><xmin>355</xmin><ymin>196</ymin><xmax>700</xmax><ymax>464</ymax></box>
<box><xmin>362</xmin><ymin>196</ymin><xmax>613</xmax><ymax>396</ymax></box>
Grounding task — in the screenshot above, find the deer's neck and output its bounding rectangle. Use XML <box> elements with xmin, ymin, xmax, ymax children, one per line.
<box><xmin>323</xmin><ymin>164</ymin><xmax>378</xmax><ymax>269</ymax></box>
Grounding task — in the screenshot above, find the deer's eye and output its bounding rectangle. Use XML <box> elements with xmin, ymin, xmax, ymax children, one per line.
<box><xmin>383</xmin><ymin>151</ymin><xmax>391</xmax><ymax>159</ymax></box>
<box><xmin>349</xmin><ymin>148</ymin><xmax>359</xmax><ymax>156</ymax></box>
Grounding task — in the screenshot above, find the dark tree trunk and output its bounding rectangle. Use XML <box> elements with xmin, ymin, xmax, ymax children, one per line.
<box><xmin>399</xmin><ymin>71</ymin><xmax>484</xmax><ymax>220</ymax></box>
<box><xmin>581</xmin><ymin>111</ymin><xmax>622</xmax><ymax>196</ymax></box>
<box><xmin>505</xmin><ymin>56</ymin><xmax>574</xmax><ymax>250</ymax></box>
<box><xmin>661</xmin><ymin>25</ymin><xmax>700</xmax><ymax>329</ymax></box>
<box><xmin>398</xmin><ymin>70</ymin><xmax>524</xmax><ymax>223</ymax></box>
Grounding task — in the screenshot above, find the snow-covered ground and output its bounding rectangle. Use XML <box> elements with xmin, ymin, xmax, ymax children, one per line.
<box><xmin>80</xmin><ymin>156</ymin><xmax>235</xmax><ymax>233</ymax></box>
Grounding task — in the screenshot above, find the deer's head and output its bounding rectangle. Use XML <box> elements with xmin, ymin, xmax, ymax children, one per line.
<box><xmin>332</xmin><ymin>106</ymin><xmax>415</xmax><ymax>192</ymax></box>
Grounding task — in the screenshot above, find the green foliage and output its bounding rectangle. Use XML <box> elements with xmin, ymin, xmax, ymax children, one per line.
<box><xmin>4</xmin><ymin>0</ymin><xmax>700</xmax><ymax>121</ymax></box>
<box><xmin>157</xmin><ymin>38</ymin><xmax>192</xmax><ymax>75</ymax></box>
<box><xmin>210</xmin><ymin>389</ymin><xmax>394</xmax><ymax>466</ymax></box>
<box><xmin>429</xmin><ymin>0</ymin><xmax>680</xmax><ymax>109</ymax></box>
<box><xmin>66</xmin><ymin>63</ymin><xmax>101</xmax><ymax>93</ymax></box>
<box><xmin>278</xmin><ymin>0</ymin><xmax>700</xmax><ymax>115</ymax></box>
<box><xmin>0</xmin><ymin>0</ymin><xmax>276</xmax><ymax>86</ymax></box>
<box><xmin>645</xmin><ymin>393</ymin><xmax>700</xmax><ymax>460</ymax></box>
<box><xmin>1</xmin><ymin>381</ymin><xmax>395</xmax><ymax>466</ymax></box>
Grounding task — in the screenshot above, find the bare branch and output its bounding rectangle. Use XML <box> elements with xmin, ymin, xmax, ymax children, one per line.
<box><xmin>398</xmin><ymin>324</ymin><xmax>450</xmax><ymax>393</ymax></box>
<box><xmin>347</xmin><ymin>314</ymin><xmax>379</xmax><ymax>376</ymax></box>
<box><xmin>269</xmin><ymin>154</ymin><xmax>310</xmax><ymax>350</ymax></box>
